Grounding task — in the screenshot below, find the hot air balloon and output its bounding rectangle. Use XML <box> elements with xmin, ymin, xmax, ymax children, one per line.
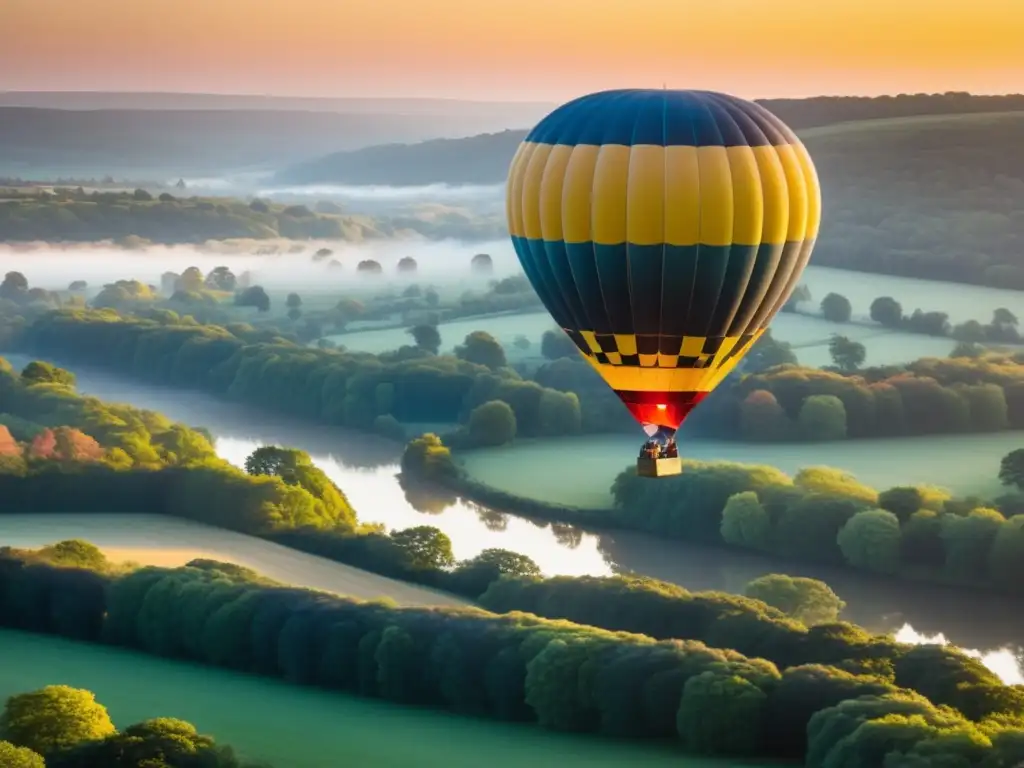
<box><xmin>506</xmin><ymin>89</ymin><xmax>821</xmax><ymax>477</ymax></box>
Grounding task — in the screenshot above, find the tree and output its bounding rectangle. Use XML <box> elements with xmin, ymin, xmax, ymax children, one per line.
<box><xmin>828</xmin><ymin>335</ymin><xmax>866</xmax><ymax>372</ymax></box>
<box><xmin>0</xmin><ymin>686</ymin><xmax>115</xmax><ymax>756</ymax></box>
<box><xmin>837</xmin><ymin>509</ymin><xmax>902</xmax><ymax>573</ymax></box>
<box><xmin>743</xmin><ymin>331</ymin><xmax>798</xmax><ymax>372</ymax></box>
<box><xmin>205</xmin><ymin>266</ymin><xmax>236</xmax><ymax>291</ymax></box>
<box><xmin>52</xmin><ymin>427</ymin><xmax>104</xmax><ymax>462</ymax></box>
<box><xmin>0</xmin><ymin>271</ymin><xmax>28</xmax><ymax>300</ymax></box>
<box><xmin>37</xmin><ymin>540</ymin><xmax>108</xmax><ymax>570</ymax></box>
<box><xmin>739</xmin><ymin>389</ymin><xmax>789</xmax><ymax>440</ymax></box>
<box><xmin>999</xmin><ymin>449</ymin><xmax>1024</xmax><ymax>489</ymax></box>
<box><xmin>390</xmin><ymin>526</ymin><xmax>456</xmax><ymax>570</ymax></box>
<box><xmin>67</xmin><ymin>280</ymin><xmax>87</xmax><ymax>292</ymax></box>
<box><xmin>424</xmin><ymin>289</ymin><xmax>440</xmax><ymax>307</ymax></box>
<box><xmin>176</xmin><ymin>266</ymin><xmax>204</xmax><ymax>293</ymax></box>
<box><xmin>397</xmin><ymin>256</ymin><xmax>418</xmax><ymax>274</ymax></box>
<box><xmin>720</xmin><ymin>491</ymin><xmax>771</xmax><ymax>550</ymax></box>
<box><xmin>286</xmin><ymin>293</ymin><xmax>303</xmax><ymax>310</ymax></box>
<box><xmin>821</xmin><ymin>293</ymin><xmax>852</xmax><ymax>323</ymax></box>
<box><xmin>798</xmin><ymin>394</ymin><xmax>847</xmax><ymax>440</ymax></box>
<box><xmin>540</xmin><ymin>329</ymin><xmax>578</xmax><ymax>360</ymax></box>
<box><xmin>132</xmin><ymin>188</ymin><xmax>153</xmax><ymax>201</ymax></box>
<box><xmin>335</xmin><ymin>298</ymin><xmax>365</xmax><ymax>319</ymax></box>
<box><xmin>878</xmin><ymin>486</ymin><xmax>927</xmax><ymax>523</ymax></box>
<box><xmin>471</xmin><ymin>253</ymin><xmax>493</xmax><ymax>274</ymax></box>
<box><xmin>287</xmin><ymin>307</ymin><xmax>302</xmax><ymax>321</ymax></box>
<box><xmin>783</xmin><ymin>284</ymin><xmax>812</xmax><ymax>312</ymax></box>
<box><xmin>467</xmin><ymin>400</ymin><xmax>517</xmax><ymax>447</ymax></box>
<box><xmin>940</xmin><ymin>508</ymin><xmax>1005</xmax><ymax>580</ymax></box>
<box><xmin>950</xmin><ymin>341</ymin><xmax>984</xmax><ymax>358</ymax></box>
<box><xmin>249</xmin><ymin>198</ymin><xmax>269</xmax><ymax>212</ymax></box>
<box><xmin>408</xmin><ymin>324</ymin><xmax>441</xmax><ymax>354</ymax></box>
<box><xmin>235</xmin><ymin>286</ymin><xmax>271</xmax><ymax>313</ymax></box>
<box><xmin>744</xmin><ymin>574</ymin><xmax>846</xmax><ymax>626</ymax></box>
<box><xmin>312</xmin><ymin>247</ymin><xmax>334</xmax><ymax>262</ymax></box>
<box><xmin>244</xmin><ymin>445</ymin><xmax>310</xmax><ymax>480</ymax></box>
<box><xmin>870</xmin><ymin>296</ymin><xmax>903</xmax><ymax>327</ymax></box>
<box><xmin>21</xmin><ymin>361</ymin><xmax>76</xmax><ymax>388</ymax></box>
<box><xmin>449</xmin><ymin>548</ymin><xmax>542</xmax><ymax>597</ymax></box>
<box><xmin>357</xmin><ymin>260</ymin><xmax>383</xmax><ymax>276</ymax></box>
<box><xmin>676</xmin><ymin>670</ymin><xmax>768</xmax><ymax>755</ymax></box>
<box><xmin>513</xmin><ymin>335</ymin><xmax>531</xmax><ymax>350</ymax></box>
<box><xmin>0</xmin><ymin>425</ymin><xmax>18</xmax><ymax>456</ymax></box>
<box><xmin>992</xmin><ymin>307</ymin><xmax>1018</xmax><ymax>327</ymax></box>
<box><xmin>455</xmin><ymin>331</ymin><xmax>507</xmax><ymax>369</ymax></box>
<box><xmin>0</xmin><ymin>742</ymin><xmax>43</xmax><ymax>768</ymax></box>
<box><xmin>400</xmin><ymin>434</ymin><xmax>458</xmax><ymax>480</ymax></box>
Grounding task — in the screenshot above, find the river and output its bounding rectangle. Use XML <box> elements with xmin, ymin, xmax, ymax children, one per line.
<box><xmin>2</xmin><ymin>353</ymin><xmax>1022</xmax><ymax>684</ymax></box>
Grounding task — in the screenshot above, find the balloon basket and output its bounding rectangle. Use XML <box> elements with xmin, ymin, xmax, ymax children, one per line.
<box><xmin>636</xmin><ymin>456</ymin><xmax>682</xmax><ymax>478</ymax></box>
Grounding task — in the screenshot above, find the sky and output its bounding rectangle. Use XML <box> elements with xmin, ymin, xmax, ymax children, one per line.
<box><xmin>2</xmin><ymin>0</ymin><xmax>1022</xmax><ymax>101</ymax></box>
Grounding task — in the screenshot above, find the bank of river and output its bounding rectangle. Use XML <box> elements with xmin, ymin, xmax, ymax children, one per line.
<box><xmin>0</xmin><ymin>629</ymin><xmax>747</xmax><ymax>768</ymax></box>
<box><xmin>3</xmin><ymin>353</ymin><xmax>1022</xmax><ymax>682</ymax></box>
<box><xmin>0</xmin><ymin>513</ymin><xmax>467</xmax><ymax>608</ymax></box>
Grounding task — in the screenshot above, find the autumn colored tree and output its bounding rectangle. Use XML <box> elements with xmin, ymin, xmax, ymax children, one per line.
<box><xmin>0</xmin><ymin>425</ymin><xmax>18</xmax><ymax>456</ymax></box>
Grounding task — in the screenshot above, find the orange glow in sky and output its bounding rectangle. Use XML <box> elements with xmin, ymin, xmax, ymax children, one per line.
<box><xmin>2</xmin><ymin>0</ymin><xmax>1022</xmax><ymax>100</ymax></box>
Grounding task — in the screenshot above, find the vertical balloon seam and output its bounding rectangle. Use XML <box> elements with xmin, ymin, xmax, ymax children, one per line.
<box><xmin>589</xmin><ymin>91</ymin><xmax>630</xmax><ymax>362</ymax></box>
<box><xmin>702</xmin><ymin>96</ymin><xmax>743</xmax><ymax>341</ymax></box>
<box><xmin>547</xmin><ymin>95</ymin><xmax>599</xmax><ymax>341</ymax></box>
<box><xmin>757</xmin><ymin>142</ymin><xmax>811</xmax><ymax>326</ymax></box>
<box><xmin>698</xmin><ymin>94</ymin><xmax>733</xmax><ymax>394</ymax></box>
<box><xmin>569</xmin><ymin>97</ymin><xmax>612</xmax><ymax>351</ymax></box>
<box><xmin>708</xmin><ymin>91</ymin><xmax>774</xmax><ymax>344</ymax></box>
<box><xmin>744</xmin><ymin>148</ymin><xmax>798</xmax><ymax>332</ymax></box>
<box><xmin>538</xmin><ymin>142</ymin><xmax>585</xmax><ymax>336</ymax></box>
<box><xmin>721</xmin><ymin>96</ymin><xmax>781</xmax><ymax>338</ymax></box>
<box><xmin>623</xmin><ymin>94</ymin><xmax>643</xmax><ymax>375</ymax></box>
<box><xmin>708</xmin><ymin>92</ymin><xmax>770</xmax><ymax>342</ymax></box>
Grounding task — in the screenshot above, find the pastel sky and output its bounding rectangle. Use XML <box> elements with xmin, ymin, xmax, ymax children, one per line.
<box><xmin>2</xmin><ymin>0</ymin><xmax>1022</xmax><ymax>100</ymax></box>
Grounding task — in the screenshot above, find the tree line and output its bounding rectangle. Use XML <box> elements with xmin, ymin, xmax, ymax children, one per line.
<box><xmin>0</xmin><ymin>683</ymin><xmax>259</xmax><ymax>768</ymax></box>
<box><xmin>0</xmin><ymin>188</ymin><xmax>504</xmax><ymax>244</ymax></box>
<box><xmin>7</xmin><ymin>292</ymin><xmax>1024</xmax><ymax>455</ymax></box>
<box><xmin>610</xmin><ymin>457</ymin><xmax>1024</xmax><ymax>596</ymax></box>
<box><xmin>683</xmin><ymin>350</ymin><xmax>1024</xmax><ymax>442</ymax></box>
<box><xmin>2</xmin><ymin>545</ymin><xmax>1023</xmax><ymax>766</ymax></box>
<box><xmin>10</xmin><ymin>309</ymin><xmax>585</xmax><ymax>445</ymax></box>
<box><xmin>791</xmin><ymin>288</ymin><xmax>1021</xmax><ymax>348</ymax></box>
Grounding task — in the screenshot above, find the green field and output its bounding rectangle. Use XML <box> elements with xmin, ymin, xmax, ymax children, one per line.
<box><xmin>0</xmin><ymin>630</ymin><xmax>773</xmax><ymax>768</ymax></box>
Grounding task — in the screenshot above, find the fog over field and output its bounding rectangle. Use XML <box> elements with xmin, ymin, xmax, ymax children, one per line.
<box><xmin>0</xmin><ymin>238</ymin><xmax>520</xmax><ymax>290</ymax></box>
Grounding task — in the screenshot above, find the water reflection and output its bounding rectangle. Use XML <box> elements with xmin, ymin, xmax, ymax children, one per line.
<box><xmin>214</xmin><ymin>437</ymin><xmax>614</xmax><ymax>578</ymax></box>
<box><xmin>895</xmin><ymin>625</ymin><xmax>1023</xmax><ymax>685</ymax></box>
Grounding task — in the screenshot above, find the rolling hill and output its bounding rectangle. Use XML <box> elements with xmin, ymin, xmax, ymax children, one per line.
<box><xmin>274</xmin><ymin>93</ymin><xmax>1024</xmax><ymax>186</ymax></box>
<box><xmin>0</xmin><ymin>97</ymin><xmax>552</xmax><ymax>177</ymax></box>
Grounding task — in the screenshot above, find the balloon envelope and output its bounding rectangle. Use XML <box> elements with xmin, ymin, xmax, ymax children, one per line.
<box><xmin>506</xmin><ymin>89</ymin><xmax>821</xmax><ymax>431</ymax></box>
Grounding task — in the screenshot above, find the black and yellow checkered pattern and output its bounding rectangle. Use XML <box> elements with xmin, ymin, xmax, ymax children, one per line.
<box><xmin>564</xmin><ymin>328</ymin><xmax>764</xmax><ymax>395</ymax></box>
<box><xmin>567</xmin><ymin>330</ymin><xmax>759</xmax><ymax>369</ymax></box>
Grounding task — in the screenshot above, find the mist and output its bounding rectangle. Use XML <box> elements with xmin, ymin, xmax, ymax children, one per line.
<box><xmin>168</xmin><ymin>175</ymin><xmax>506</xmax><ymax>216</ymax></box>
<box><xmin>0</xmin><ymin>238</ymin><xmax>522</xmax><ymax>292</ymax></box>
